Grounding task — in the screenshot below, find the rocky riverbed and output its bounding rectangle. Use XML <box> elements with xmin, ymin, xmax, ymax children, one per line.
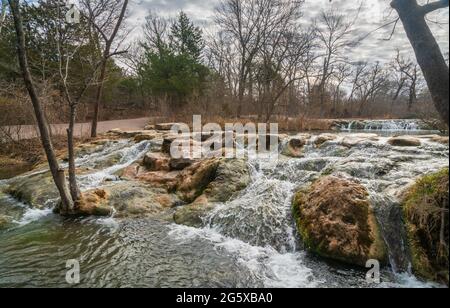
<box><xmin>0</xmin><ymin>124</ymin><xmax>448</xmax><ymax>288</ymax></box>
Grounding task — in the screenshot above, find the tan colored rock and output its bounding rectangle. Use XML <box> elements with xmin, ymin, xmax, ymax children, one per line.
<box><xmin>143</xmin><ymin>153</ymin><xmax>171</xmax><ymax>171</ymax></box>
<box><xmin>134</xmin><ymin>131</ymin><xmax>157</xmax><ymax>142</ymax></box>
<box><xmin>341</xmin><ymin>133</ymin><xmax>379</xmax><ymax>147</ymax></box>
<box><xmin>78</xmin><ymin>182</ymin><xmax>179</xmax><ymax>218</ymax></box>
<box><xmin>388</xmin><ymin>136</ymin><xmax>421</xmax><ymax>147</ymax></box>
<box><xmin>74</xmin><ymin>189</ymin><xmax>112</xmax><ymax>217</ymax></box>
<box><xmin>292</xmin><ymin>176</ymin><xmax>388</xmax><ymax>267</ymax></box>
<box><xmin>314</xmin><ymin>134</ymin><xmax>338</xmax><ymax>147</ymax></box>
<box><xmin>430</xmin><ymin>135</ymin><xmax>449</xmax><ymax>145</ymax></box>
<box><xmin>282</xmin><ymin>137</ymin><xmax>308</xmax><ymax>158</ymax></box>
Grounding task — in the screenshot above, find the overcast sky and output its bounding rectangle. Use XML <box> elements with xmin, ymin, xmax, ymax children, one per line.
<box><xmin>126</xmin><ymin>0</ymin><xmax>449</xmax><ymax>64</ymax></box>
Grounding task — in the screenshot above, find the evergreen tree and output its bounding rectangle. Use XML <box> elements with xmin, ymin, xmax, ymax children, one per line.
<box><xmin>169</xmin><ymin>11</ymin><xmax>204</xmax><ymax>61</ymax></box>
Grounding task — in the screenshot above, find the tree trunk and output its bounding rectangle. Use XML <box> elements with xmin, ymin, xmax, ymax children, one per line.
<box><xmin>8</xmin><ymin>0</ymin><xmax>74</xmax><ymax>212</ymax></box>
<box><xmin>90</xmin><ymin>58</ymin><xmax>107</xmax><ymax>138</ymax></box>
<box><xmin>392</xmin><ymin>0</ymin><xmax>449</xmax><ymax>127</ymax></box>
<box><xmin>67</xmin><ymin>105</ymin><xmax>81</xmax><ymax>202</ymax></box>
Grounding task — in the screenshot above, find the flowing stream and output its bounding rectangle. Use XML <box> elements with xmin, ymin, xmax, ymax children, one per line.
<box><xmin>0</xmin><ymin>123</ymin><xmax>448</xmax><ymax>288</ymax></box>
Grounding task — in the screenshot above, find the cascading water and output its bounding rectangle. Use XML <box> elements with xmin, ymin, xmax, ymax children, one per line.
<box><xmin>340</xmin><ymin>119</ymin><xmax>432</xmax><ymax>132</ymax></box>
<box><xmin>0</xmin><ymin>133</ymin><xmax>448</xmax><ymax>288</ymax></box>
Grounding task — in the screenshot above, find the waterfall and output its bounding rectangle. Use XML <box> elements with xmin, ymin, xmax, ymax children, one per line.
<box><xmin>340</xmin><ymin>119</ymin><xmax>431</xmax><ymax>132</ymax></box>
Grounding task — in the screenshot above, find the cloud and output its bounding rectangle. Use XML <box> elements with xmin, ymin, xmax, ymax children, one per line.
<box><xmin>127</xmin><ymin>0</ymin><xmax>449</xmax><ymax>63</ymax></box>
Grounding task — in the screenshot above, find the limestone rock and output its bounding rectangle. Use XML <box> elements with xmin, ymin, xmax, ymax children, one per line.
<box><xmin>292</xmin><ymin>176</ymin><xmax>388</xmax><ymax>267</ymax></box>
<box><xmin>388</xmin><ymin>136</ymin><xmax>421</xmax><ymax>147</ymax></box>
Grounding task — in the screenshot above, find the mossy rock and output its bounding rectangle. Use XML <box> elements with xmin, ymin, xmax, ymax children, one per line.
<box><xmin>402</xmin><ymin>168</ymin><xmax>449</xmax><ymax>285</ymax></box>
<box><xmin>6</xmin><ymin>171</ymin><xmax>59</xmax><ymax>208</ymax></box>
<box><xmin>292</xmin><ymin>176</ymin><xmax>388</xmax><ymax>267</ymax></box>
<box><xmin>174</xmin><ymin>159</ymin><xmax>250</xmax><ymax>227</ymax></box>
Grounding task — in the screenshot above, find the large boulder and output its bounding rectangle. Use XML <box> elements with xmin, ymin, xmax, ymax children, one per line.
<box><xmin>388</xmin><ymin>136</ymin><xmax>421</xmax><ymax>147</ymax></box>
<box><xmin>174</xmin><ymin>158</ymin><xmax>250</xmax><ymax>227</ymax></box>
<box><xmin>292</xmin><ymin>176</ymin><xmax>388</xmax><ymax>267</ymax></box>
<box><xmin>402</xmin><ymin>168</ymin><xmax>449</xmax><ymax>286</ymax></box>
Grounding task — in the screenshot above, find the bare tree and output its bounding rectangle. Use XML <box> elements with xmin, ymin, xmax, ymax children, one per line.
<box><xmin>355</xmin><ymin>62</ymin><xmax>389</xmax><ymax>116</ymax></box>
<box><xmin>392</xmin><ymin>50</ymin><xmax>420</xmax><ymax>111</ymax></box>
<box><xmin>257</xmin><ymin>28</ymin><xmax>315</xmax><ymax>122</ymax></box>
<box><xmin>82</xmin><ymin>0</ymin><xmax>129</xmax><ymax>138</ymax></box>
<box><xmin>8</xmin><ymin>0</ymin><xmax>74</xmax><ymax>213</ymax></box>
<box><xmin>314</xmin><ymin>9</ymin><xmax>358</xmax><ymax>117</ymax></box>
<box><xmin>53</xmin><ymin>1</ymin><xmax>102</xmax><ymax>202</ymax></box>
<box><xmin>331</xmin><ymin>63</ymin><xmax>351</xmax><ymax>117</ymax></box>
<box><xmin>391</xmin><ymin>0</ymin><xmax>449</xmax><ymax>127</ymax></box>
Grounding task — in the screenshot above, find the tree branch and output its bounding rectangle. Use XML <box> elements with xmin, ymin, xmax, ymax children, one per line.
<box><xmin>420</xmin><ymin>0</ymin><xmax>449</xmax><ymax>15</ymax></box>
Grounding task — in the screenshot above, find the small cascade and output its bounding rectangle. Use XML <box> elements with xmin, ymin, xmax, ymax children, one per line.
<box><xmin>76</xmin><ymin>140</ymin><xmax>151</xmax><ymax>190</ymax></box>
<box><xmin>340</xmin><ymin>119</ymin><xmax>429</xmax><ymax>132</ymax></box>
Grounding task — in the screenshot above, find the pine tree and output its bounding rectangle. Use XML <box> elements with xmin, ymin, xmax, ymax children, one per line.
<box><xmin>169</xmin><ymin>11</ymin><xmax>204</xmax><ymax>61</ymax></box>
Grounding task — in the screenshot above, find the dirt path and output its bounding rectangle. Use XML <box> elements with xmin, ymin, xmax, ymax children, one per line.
<box><xmin>2</xmin><ymin>117</ymin><xmax>150</xmax><ymax>140</ymax></box>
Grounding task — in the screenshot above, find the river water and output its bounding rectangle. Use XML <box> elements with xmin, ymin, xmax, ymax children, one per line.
<box><xmin>0</xmin><ymin>124</ymin><xmax>448</xmax><ymax>288</ymax></box>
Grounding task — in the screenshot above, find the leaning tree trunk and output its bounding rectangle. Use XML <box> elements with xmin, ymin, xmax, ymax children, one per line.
<box><xmin>392</xmin><ymin>0</ymin><xmax>449</xmax><ymax>127</ymax></box>
<box><xmin>8</xmin><ymin>0</ymin><xmax>74</xmax><ymax>212</ymax></box>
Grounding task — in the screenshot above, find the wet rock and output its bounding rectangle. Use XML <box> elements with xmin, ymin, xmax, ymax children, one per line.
<box><xmin>144</xmin><ymin>124</ymin><xmax>155</xmax><ymax>130</ymax></box>
<box><xmin>341</xmin><ymin>133</ymin><xmax>379</xmax><ymax>147</ymax></box>
<box><xmin>388</xmin><ymin>136</ymin><xmax>421</xmax><ymax>147</ymax></box>
<box><xmin>127</xmin><ymin>167</ymin><xmax>180</xmax><ymax>190</ymax></box>
<box><xmin>292</xmin><ymin>176</ymin><xmax>388</xmax><ymax>267</ymax></box>
<box><xmin>143</xmin><ymin>153</ymin><xmax>170</xmax><ymax>171</ymax></box>
<box><xmin>402</xmin><ymin>168</ymin><xmax>449</xmax><ymax>286</ymax></box>
<box><xmin>203</xmin><ymin>159</ymin><xmax>250</xmax><ymax>203</ymax></box>
<box><xmin>170</xmin><ymin>158</ymin><xmax>195</xmax><ymax>171</ymax></box>
<box><xmin>6</xmin><ymin>171</ymin><xmax>59</xmax><ymax>208</ymax></box>
<box><xmin>92</xmin><ymin>152</ymin><xmax>123</xmax><ymax>170</ymax></box>
<box><xmin>173</xmin><ymin>195</ymin><xmax>215</xmax><ymax>228</ymax></box>
<box><xmin>430</xmin><ymin>136</ymin><xmax>449</xmax><ymax>145</ymax></box>
<box><xmin>72</xmin><ymin>189</ymin><xmax>113</xmax><ymax>217</ymax></box>
<box><xmin>76</xmin><ymin>182</ymin><xmax>180</xmax><ymax>219</ymax></box>
<box><xmin>282</xmin><ymin>135</ymin><xmax>310</xmax><ymax>158</ymax></box>
<box><xmin>176</xmin><ymin>159</ymin><xmax>221</xmax><ymax>203</ymax></box>
<box><xmin>314</xmin><ymin>134</ymin><xmax>338</xmax><ymax>147</ymax></box>
<box><xmin>174</xmin><ymin>159</ymin><xmax>250</xmax><ymax>227</ymax></box>
<box><xmin>134</xmin><ymin>131</ymin><xmax>157</xmax><ymax>142</ymax></box>
<box><xmin>327</xmin><ymin>157</ymin><xmax>396</xmax><ymax>178</ymax></box>
<box><xmin>0</xmin><ymin>214</ymin><xmax>13</xmax><ymax>230</ymax></box>
<box><xmin>107</xmin><ymin>129</ymin><xmax>155</xmax><ymax>139</ymax></box>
